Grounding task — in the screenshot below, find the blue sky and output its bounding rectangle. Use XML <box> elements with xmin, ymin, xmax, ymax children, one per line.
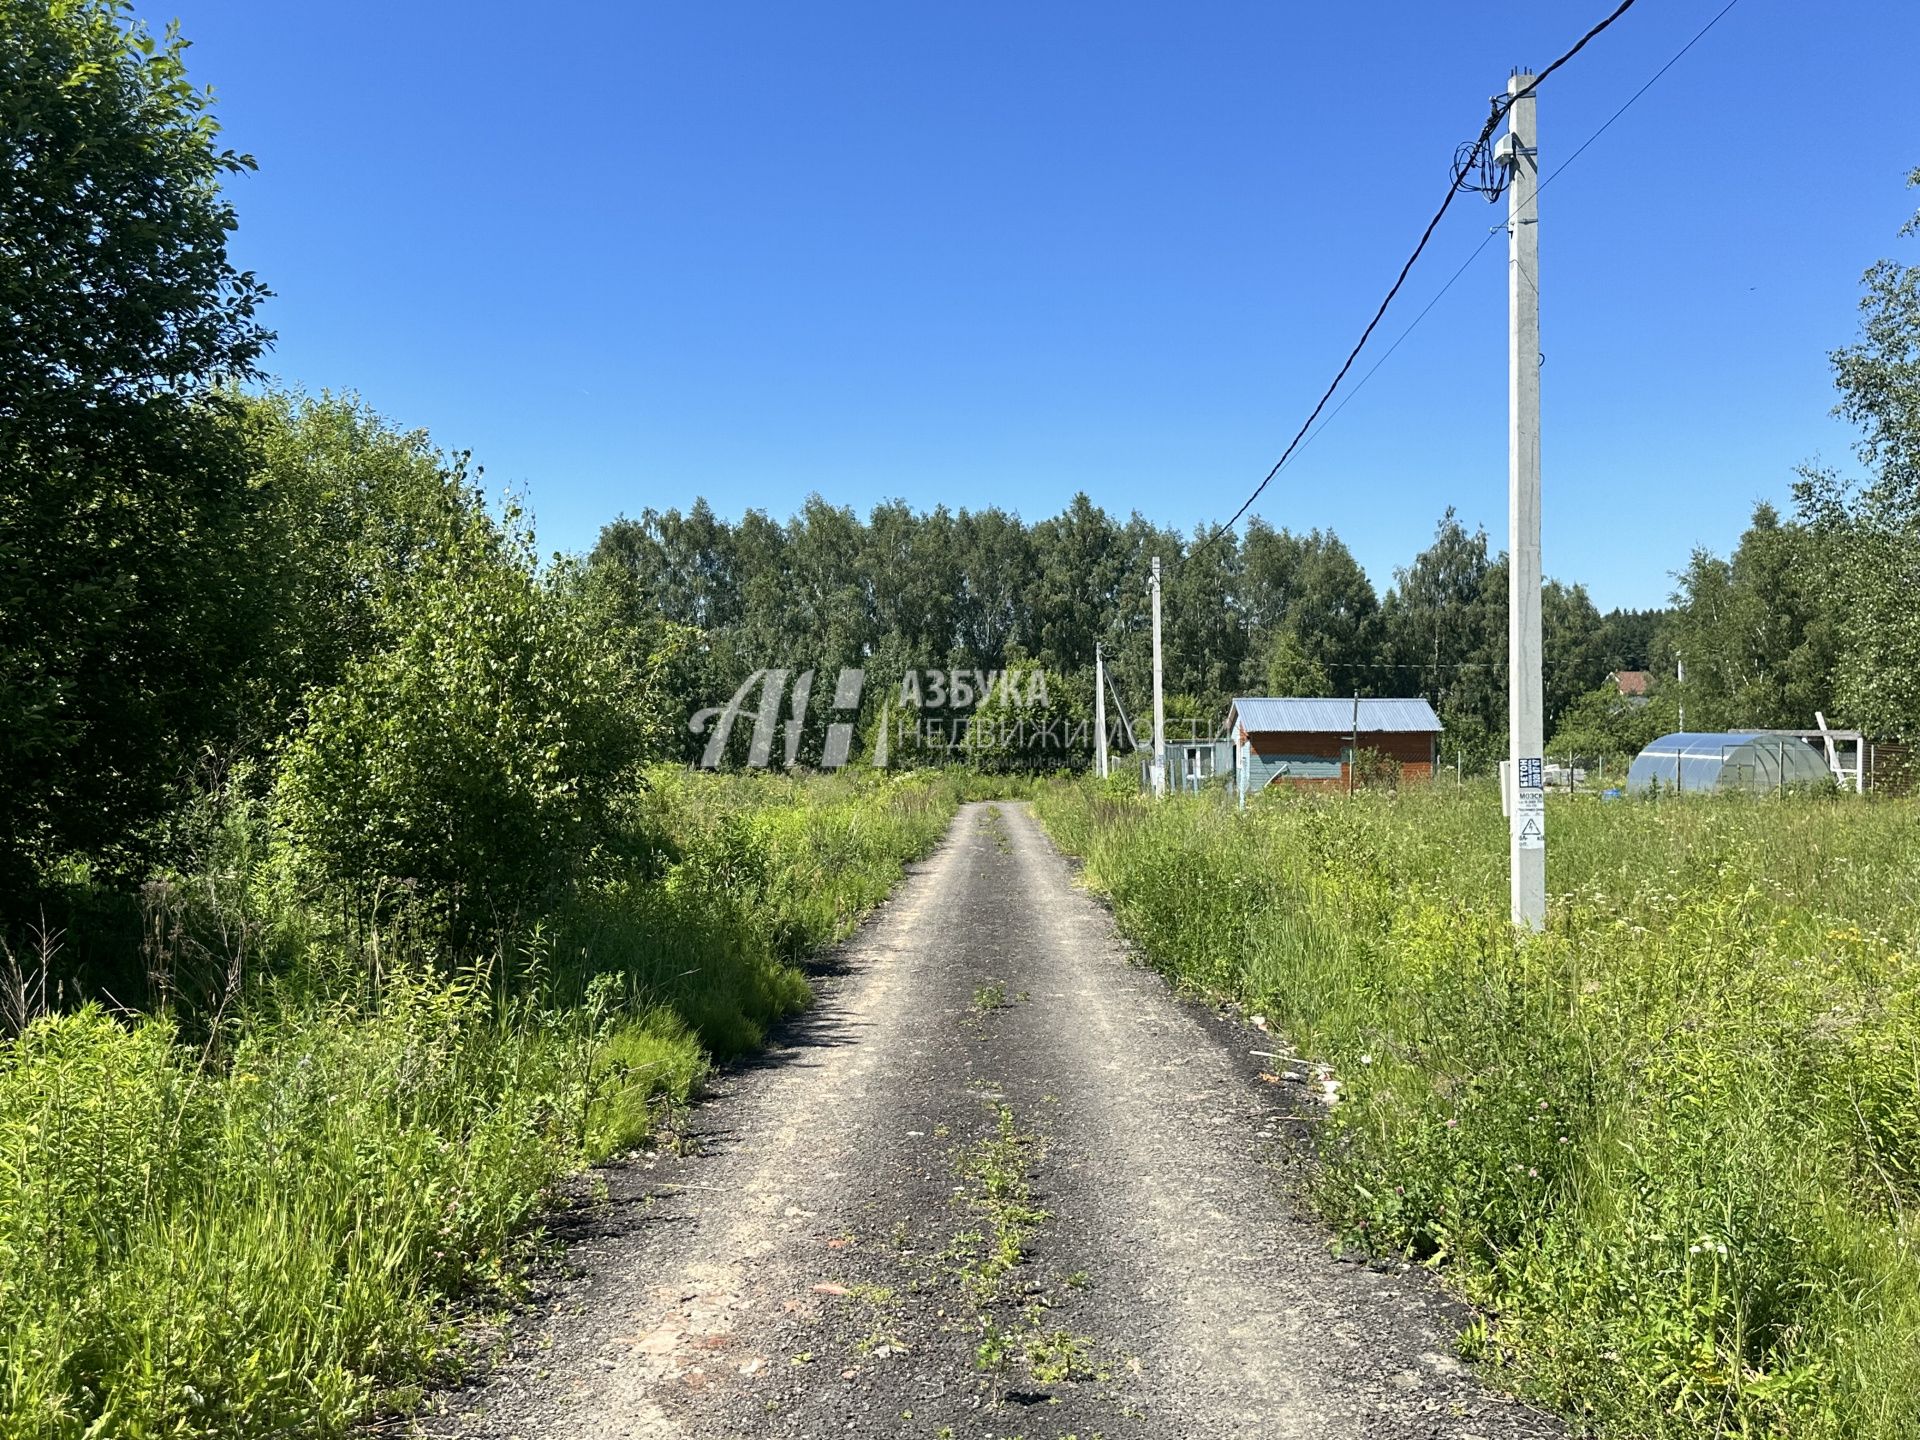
<box><xmin>174</xmin><ymin>0</ymin><xmax>1918</xmax><ymax>612</ymax></box>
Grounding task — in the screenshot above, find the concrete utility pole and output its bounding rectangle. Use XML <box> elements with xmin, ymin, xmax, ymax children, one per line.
<box><xmin>1347</xmin><ymin>691</ymin><xmax>1359</xmax><ymax>799</ymax></box>
<box><xmin>1094</xmin><ymin>643</ymin><xmax>1109</xmax><ymax>778</ymax></box>
<box><xmin>1499</xmin><ymin>70</ymin><xmax>1546</xmax><ymax>931</ymax></box>
<box><xmin>1149</xmin><ymin>557</ymin><xmax>1166</xmax><ymax>798</ymax></box>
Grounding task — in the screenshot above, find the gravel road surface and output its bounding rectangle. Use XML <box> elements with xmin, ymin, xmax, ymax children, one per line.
<box><xmin>415</xmin><ymin>801</ymin><xmax>1560</xmax><ymax>1440</ymax></box>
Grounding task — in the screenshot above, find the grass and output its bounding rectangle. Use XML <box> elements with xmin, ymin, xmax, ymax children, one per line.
<box><xmin>1034</xmin><ymin>779</ymin><xmax>1920</xmax><ymax>1440</ymax></box>
<box><xmin>940</xmin><ymin>1102</ymin><xmax>1100</xmax><ymax>1396</ymax></box>
<box><xmin>0</xmin><ymin>767</ymin><xmax>961</xmax><ymax>1439</ymax></box>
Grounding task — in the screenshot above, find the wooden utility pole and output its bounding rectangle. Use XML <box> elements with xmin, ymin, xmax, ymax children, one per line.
<box><xmin>1149</xmin><ymin>557</ymin><xmax>1166</xmax><ymax>798</ymax></box>
<box><xmin>1499</xmin><ymin>70</ymin><xmax>1546</xmax><ymax>930</ymax></box>
<box><xmin>1094</xmin><ymin>643</ymin><xmax>1109</xmax><ymax>778</ymax></box>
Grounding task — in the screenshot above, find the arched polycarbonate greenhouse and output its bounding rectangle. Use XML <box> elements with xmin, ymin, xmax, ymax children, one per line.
<box><xmin>1626</xmin><ymin>732</ymin><xmax>1833</xmax><ymax>795</ymax></box>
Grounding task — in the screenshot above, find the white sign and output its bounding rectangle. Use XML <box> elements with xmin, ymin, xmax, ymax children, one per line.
<box><xmin>1512</xmin><ymin>770</ymin><xmax>1545</xmax><ymax>849</ymax></box>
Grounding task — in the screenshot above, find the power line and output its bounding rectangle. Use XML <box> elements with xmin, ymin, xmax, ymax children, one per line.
<box><xmin>1283</xmin><ymin>0</ymin><xmax>1747</xmax><ymax>470</ymax></box>
<box><xmin>1539</xmin><ymin>0</ymin><xmax>1743</xmax><ymax>193</ymax></box>
<box><xmin>1185</xmin><ymin>0</ymin><xmax>1644</xmax><ymax>573</ymax></box>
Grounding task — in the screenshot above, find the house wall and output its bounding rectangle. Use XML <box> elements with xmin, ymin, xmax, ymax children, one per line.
<box><xmin>1164</xmin><ymin>739</ymin><xmax>1234</xmax><ymax>791</ymax></box>
<box><xmin>1236</xmin><ymin>728</ymin><xmax>1436</xmax><ymax>791</ymax></box>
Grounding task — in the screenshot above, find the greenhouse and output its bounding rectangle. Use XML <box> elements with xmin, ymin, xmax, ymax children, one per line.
<box><xmin>1626</xmin><ymin>732</ymin><xmax>1833</xmax><ymax>795</ymax></box>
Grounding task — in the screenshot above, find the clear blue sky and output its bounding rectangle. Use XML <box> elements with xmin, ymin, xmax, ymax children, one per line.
<box><xmin>173</xmin><ymin>0</ymin><xmax>1918</xmax><ymax>612</ymax></box>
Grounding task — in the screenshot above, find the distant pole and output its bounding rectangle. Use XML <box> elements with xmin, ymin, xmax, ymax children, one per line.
<box><xmin>1094</xmin><ymin>643</ymin><xmax>1109</xmax><ymax>778</ymax></box>
<box><xmin>1150</xmin><ymin>558</ymin><xmax>1166</xmax><ymax>798</ymax></box>
<box><xmin>1347</xmin><ymin>690</ymin><xmax>1359</xmax><ymax>799</ymax></box>
<box><xmin>1500</xmin><ymin>70</ymin><xmax>1546</xmax><ymax>931</ymax></box>
<box><xmin>1677</xmin><ymin>654</ymin><xmax>1687</xmax><ymax>731</ymax></box>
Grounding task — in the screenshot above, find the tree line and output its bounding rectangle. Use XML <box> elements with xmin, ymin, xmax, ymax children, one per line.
<box><xmin>6</xmin><ymin>0</ymin><xmax>1919</xmax><ymax>945</ymax></box>
<box><xmin>587</xmin><ymin>497</ymin><xmax>1656</xmax><ymax>771</ymax></box>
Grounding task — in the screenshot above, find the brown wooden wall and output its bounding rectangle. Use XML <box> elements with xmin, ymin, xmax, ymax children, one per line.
<box><xmin>1243</xmin><ymin>728</ymin><xmax>1437</xmax><ymax>788</ymax></box>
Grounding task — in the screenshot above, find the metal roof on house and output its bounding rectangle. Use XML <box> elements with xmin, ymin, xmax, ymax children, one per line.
<box><xmin>1227</xmin><ymin>697</ymin><xmax>1444</xmax><ymax>735</ymax></box>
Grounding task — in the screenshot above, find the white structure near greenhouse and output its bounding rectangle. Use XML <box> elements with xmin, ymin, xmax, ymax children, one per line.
<box><xmin>1626</xmin><ymin>731</ymin><xmax>1835</xmax><ymax>796</ymax></box>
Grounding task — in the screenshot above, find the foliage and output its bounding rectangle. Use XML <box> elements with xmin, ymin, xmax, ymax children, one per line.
<box><xmin>1349</xmin><ymin>746</ymin><xmax>1401</xmax><ymax>789</ymax></box>
<box><xmin>0</xmin><ymin>769</ymin><xmax>959</xmax><ymax>1438</ymax></box>
<box><xmin>1548</xmin><ymin>679</ymin><xmax>1678</xmax><ymax>762</ymax></box>
<box><xmin>1663</xmin><ymin>502</ymin><xmax>1837</xmax><ymax>732</ymax></box>
<box><xmin>1036</xmin><ymin>782</ymin><xmax>1920</xmax><ymax>1440</ymax></box>
<box><xmin>232</xmin><ymin>391</ymin><xmax>479</xmax><ymax>750</ymax></box>
<box><xmin>1790</xmin><ymin>167</ymin><xmax>1920</xmax><ymax>739</ymax></box>
<box><xmin>1260</xmin><ymin>628</ymin><xmax>1331</xmax><ymax>696</ymax></box>
<box><xmin>273</xmin><ymin>498</ymin><xmax>655</xmax><ymax>947</ymax></box>
<box><xmin>0</xmin><ymin>0</ymin><xmax>272</xmax><ymax>904</ymax></box>
<box><xmin>589</xmin><ymin>498</ymin><xmax>1624</xmax><ymax>774</ymax></box>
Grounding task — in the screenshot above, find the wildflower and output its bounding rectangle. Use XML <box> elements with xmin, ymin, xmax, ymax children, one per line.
<box><xmin>1360</xmin><ymin>1053</ymin><xmax>1373</xmax><ymax>1066</ymax></box>
<box><xmin>1527</xmin><ymin>1167</ymin><xmax>1539</xmax><ymax>1178</ymax></box>
<box><xmin>1445</xmin><ymin>1118</ymin><xmax>1459</xmax><ymax>1129</ymax></box>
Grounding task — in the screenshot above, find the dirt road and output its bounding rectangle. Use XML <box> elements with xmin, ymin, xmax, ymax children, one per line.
<box><xmin>420</xmin><ymin>802</ymin><xmax>1559</xmax><ymax>1440</ymax></box>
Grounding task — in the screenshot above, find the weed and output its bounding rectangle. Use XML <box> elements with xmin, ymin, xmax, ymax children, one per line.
<box><xmin>0</xmin><ymin>769</ymin><xmax>964</xmax><ymax>1438</ymax></box>
<box><xmin>973</xmin><ymin>982</ymin><xmax>1009</xmax><ymax>1012</ymax></box>
<box><xmin>1035</xmin><ymin>779</ymin><xmax>1920</xmax><ymax>1440</ymax></box>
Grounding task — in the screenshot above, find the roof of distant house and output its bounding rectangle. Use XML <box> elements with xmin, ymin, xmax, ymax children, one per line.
<box><xmin>1610</xmin><ymin>670</ymin><xmax>1651</xmax><ymax>697</ymax></box>
<box><xmin>1227</xmin><ymin>697</ymin><xmax>1444</xmax><ymax>734</ymax></box>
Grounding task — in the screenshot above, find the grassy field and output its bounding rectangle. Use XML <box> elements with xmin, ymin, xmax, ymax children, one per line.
<box><xmin>0</xmin><ymin>768</ymin><xmax>958</xmax><ymax>1439</ymax></box>
<box><xmin>1035</xmin><ymin>781</ymin><xmax>1920</xmax><ymax>1440</ymax></box>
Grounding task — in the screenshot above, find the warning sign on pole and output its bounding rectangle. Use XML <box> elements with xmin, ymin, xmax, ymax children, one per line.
<box><xmin>1512</xmin><ymin>756</ymin><xmax>1545</xmax><ymax>851</ymax></box>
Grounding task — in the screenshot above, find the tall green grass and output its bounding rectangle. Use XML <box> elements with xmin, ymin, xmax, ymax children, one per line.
<box><xmin>0</xmin><ymin>768</ymin><xmax>958</xmax><ymax>1438</ymax></box>
<box><xmin>1035</xmin><ymin>781</ymin><xmax>1920</xmax><ymax>1440</ymax></box>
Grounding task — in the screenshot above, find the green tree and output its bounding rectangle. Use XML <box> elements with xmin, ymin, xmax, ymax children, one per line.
<box><xmin>1795</xmin><ymin>167</ymin><xmax>1920</xmax><ymax>738</ymax></box>
<box><xmin>1260</xmin><ymin>629</ymin><xmax>1332</xmax><ymax>696</ymax></box>
<box><xmin>1240</xmin><ymin>522</ymin><xmax>1380</xmax><ymax>694</ymax></box>
<box><xmin>1543</xmin><ymin>580</ymin><xmax>1610</xmax><ymax>734</ymax></box>
<box><xmin>1593</xmin><ymin>606</ymin><xmax>1668</xmax><ymax>672</ymax></box>
<box><xmin>1381</xmin><ymin>510</ymin><xmax>1506</xmax><ymax>757</ymax></box>
<box><xmin>1665</xmin><ymin>503</ymin><xmax>1835</xmax><ymax>731</ymax></box>
<box><xmin>233</xmin><ymin>391</ymin><xmax>475</xmax><ymax>752</ymax></box>
<box><xmin>0</xmin><ymin>0</ymin><xmax>271</xmax><ymax>899</ymax></box>
<box><xmin>276</xmin><ymin>501</ymin><xmax>649</xmax><ymax>949</ymax></box>
<box><xmin>1547</xmin><ymin>680</ymin><xmax>1677</xmax><ymax>763</ymax></box>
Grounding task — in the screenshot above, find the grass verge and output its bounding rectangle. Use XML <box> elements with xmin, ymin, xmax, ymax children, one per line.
<box><xmin>0</xmin><ymin>768</ymin><xmax>959</xmax><ymax>1438</ymax></box>
<box><xmin>1034</xmin><ymin>779</ymin><xmax>1920</xmax><ymax>1440</ymax></box>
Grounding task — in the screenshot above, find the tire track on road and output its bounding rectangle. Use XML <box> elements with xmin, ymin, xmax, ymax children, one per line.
<box><xmin>417</xmin><ymin>801</ymin><xmax>1560</xmax><ymax>1440</ymax></box>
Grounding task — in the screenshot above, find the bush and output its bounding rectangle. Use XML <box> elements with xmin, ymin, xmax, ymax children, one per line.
<box><xmin>274</xmin><ymin>501</ymin><xmax>647</xmax><ymax>950</ymax></box>
<box><xmin>0</xmin><ymin>769</ymin><xmax>961</xmax><ymax>1437</ymax></box>
<box><xmin>1034</xmin><ymin>780</ymin><xmax>1920</xmax><ymax>1440</ymax></box>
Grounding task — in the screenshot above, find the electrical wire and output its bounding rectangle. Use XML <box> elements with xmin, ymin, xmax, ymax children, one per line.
<box><xmin>1183</xmin><ymin>0</ymin><xmax>1644</xmax><ymax>573</ymax></box>
<box><xmin>1292</xmin><ymin>0</ymin><xmax>1746</xmax><ymax>455</ymax></box>
<box><xmin>1537</xmin><ymin>0</ymin><xmax>1743</xmax><ymax>196</ymax></box>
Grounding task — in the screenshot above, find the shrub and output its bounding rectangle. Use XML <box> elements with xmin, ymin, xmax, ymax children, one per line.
<box><xmin>274</xmin><ymin>501</ymin><xmax>645</xmax><ymax>949</ymax></box>
<box><xmin>1034</xmin><ymin>780</ymin><xmax>1920</xmax><ymax>1440</ymax></box>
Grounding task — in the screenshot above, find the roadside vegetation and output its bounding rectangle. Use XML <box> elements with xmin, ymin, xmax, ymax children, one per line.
<box><xmin>0</xmin><ymin>9</ymin><xmax>966</xmax><ymax>1431</ymax></box>
<box><xmin>1036</xmin><ymin>781</ymin><xmax>1920</xmax><ymax>1440</ymax></box>
<box><xmin>0</xmin><ymin>768</ymin><xmax>956</xmax><ymax>1438</ymax></box>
